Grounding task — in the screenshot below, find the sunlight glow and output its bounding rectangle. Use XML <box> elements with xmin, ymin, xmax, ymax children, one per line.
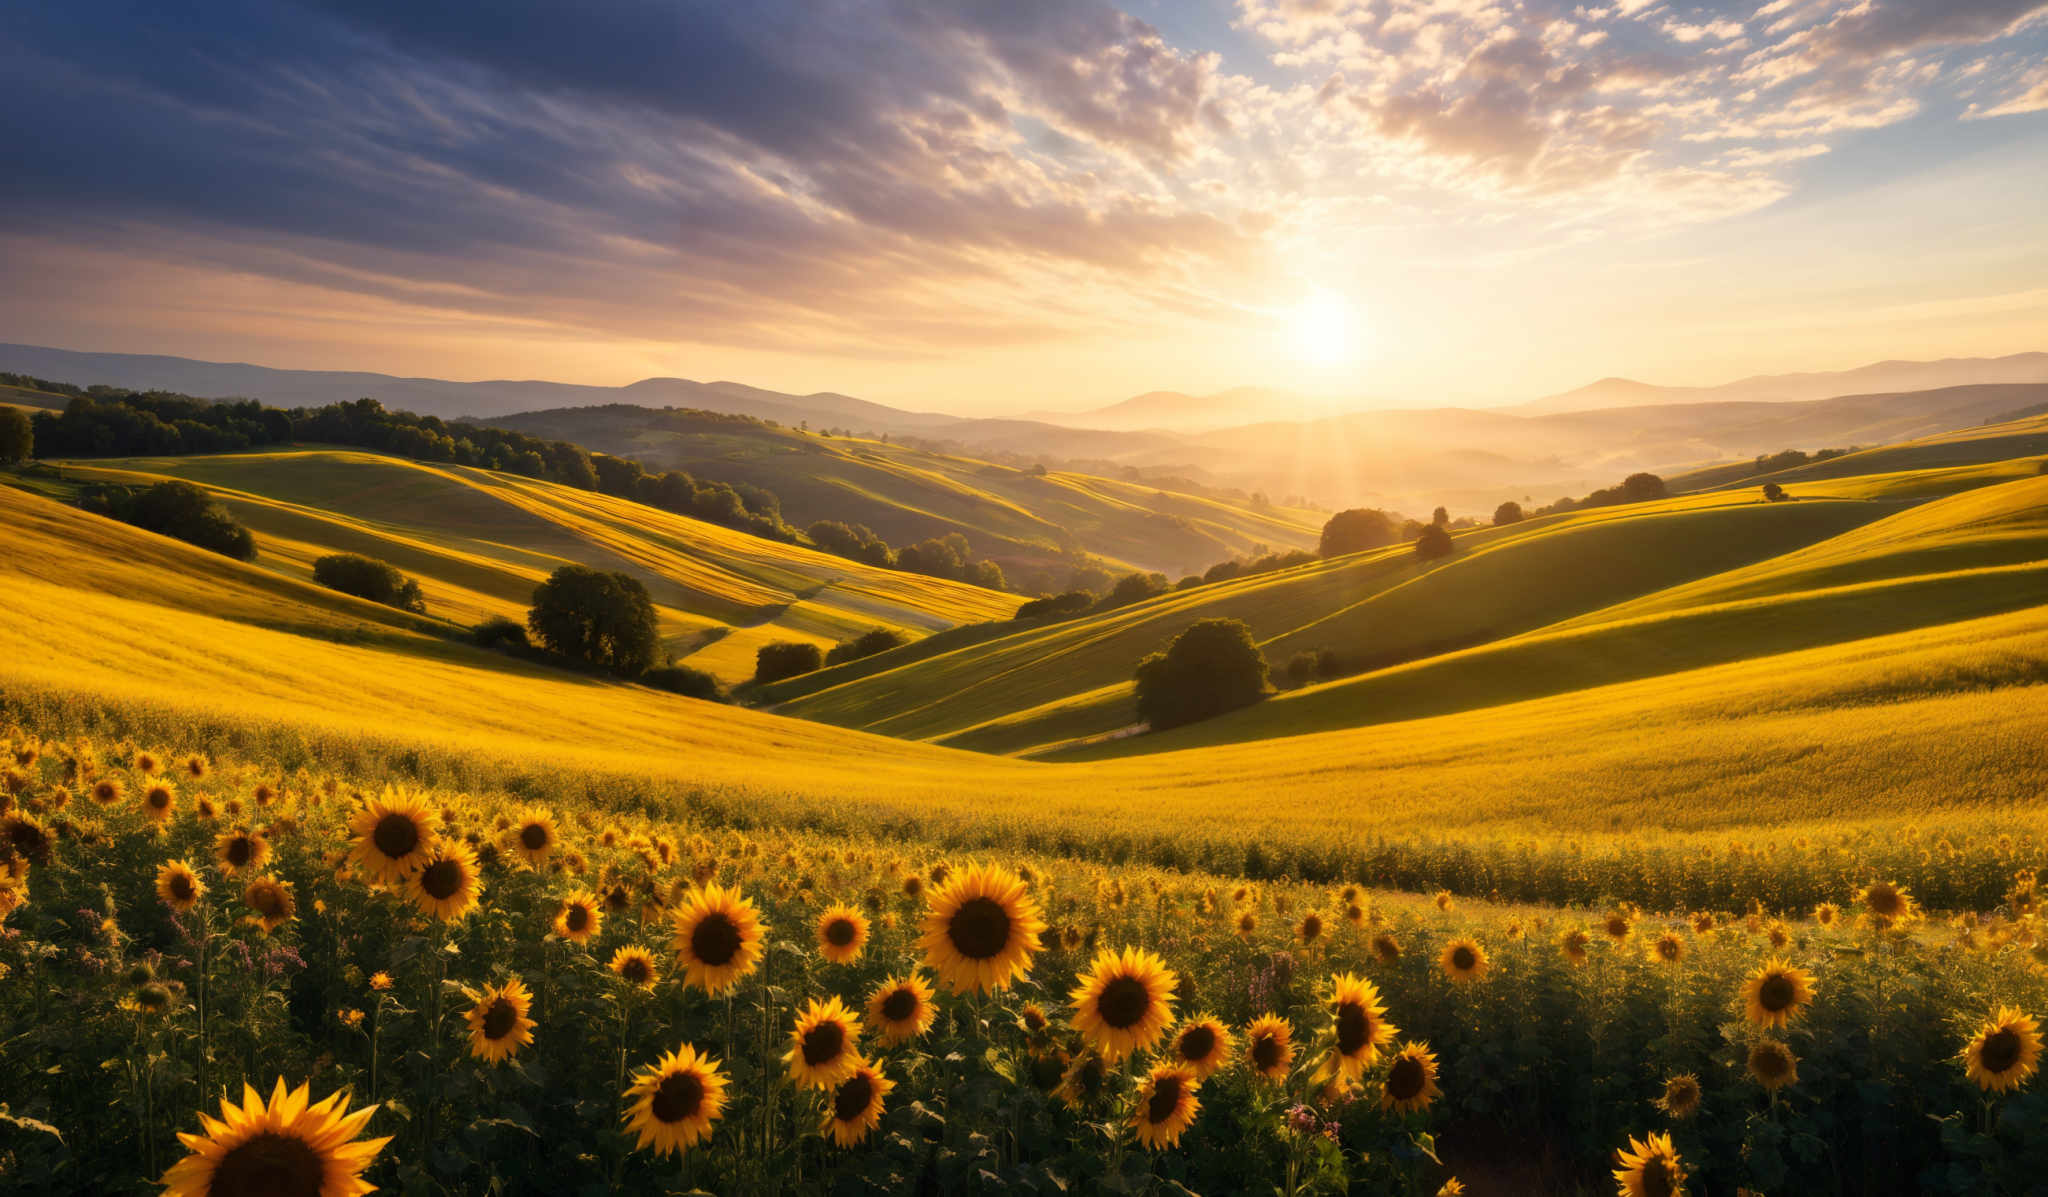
<box><xmin>1288</xmin><ymin>290</ymin><xmax>1365</xmax><ymax>367</ymax></box>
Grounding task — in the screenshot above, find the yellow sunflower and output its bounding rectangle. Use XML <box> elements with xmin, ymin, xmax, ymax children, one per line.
<box><xmin>1328</xmin><ymin>972</ymin><xmax>1397</xmax><ymax>1079</ymax></box>
<box><xmin>462</xmin><ymin>978</ymin><xmax>536</xmax><ymax>1065</ymax></box>
<box><xmin>91</xmin><ymin>776</ymin><xmax>124</xmax><ymax>806</ymax></box>
<box><xmin>786</xmin><ymin>996</ymin><xmax>864</xmax><ymax>1090</ymax></box>
<box><xmin>1856</xmin><ymin>880</ymin><xmax>1918</xmax><ymax>931</ymax></box>
<box><xmin>141</xmin><ymin>778</ymin><xmax>177</xmax><ymax>824</ymax></box>
<box><xmin>1439</xmin><ymin>938</ymin><xmax>1489</xmax><ymax>984</ymax></box>
<box><xmin>868</xmin><ymin>973</ymin><xmax>938</xmax><ymax>1045</ymax></box>
<box><xmin>1168</xmin><ymin>1015</ymin><xmax>1233</xmax><ymax>1080</ymax></box>
<box><xmin>157</xmin><ymin>860</ymin><xmax>205</xmax><ymax>913</ymax></box>
<box><xmin>1055</xmin><ymin>1052</ymin><xmax>1109</xmax><ymax>1110</ymax></box>
<box><xmin>346</xmin><ymin>788</ymin><xmax>438</xmax><ymax>885</ymax></box>
<box><xmin>161</xmin><ymin>1078</ymin><xmax>389</xmax><ymax>1197</ymax></box>
<box><xmin>1963</xmin><ymin>1006</ymin><xmax>2042</xmax><ymax>1093</ymax></box>
<box><xmin>622</xmin><ymin>1044</ymin><xmax>726</xmax><ymax>1158</ymax></box>
<box><xmin>1245</xmin><ymin>1015</ymin><xmax>1296</xmax><ymax>1081</ymax></box>
<box><xmin>242</xmin><ymin>876</ymin><xmax>296</xmax><ymax>933</ymax></box>
<box><xmin>1740</xmin><ymin>959</ymin><xmax>1817</xmax><ymax>1029</ymax></box>
<box><xmin>1069</xmin><ymin>946</ymin><xmax>1179</xmax><ymax>1061</ymax></box>
<box><xmin>1297</xmin><ymin>911</ymin><xmax>1326</xmax><ymax>946</ymax></box>
<box><xmin>1130</xmin><ymin>1063</ymin><xmax>1201</xmax><ymax>1150</ymax></box>
<box><xmin>407</xmin><ymin>843</ymin><xmax>482</xmax><ymax>922</ymax></box>
<box><xmin>214</xmin><ymin>828</ymin><xmax>271</xmax><ymax>876</ymax></box>
<box><xmin>1813</xmin><ymin>901</ymin><xmax>1840</xmax><ymax>928</ymax></box>
<box><xmin>918</xmin><ymin>863</ymin><xmax>1046</xmax><ymax>995</ymax></box>
<box><xmin>671</xmin><ymin>883</ymin><xmax>766</xmax><ymax>995</ymax></box>
<box><xmin>553</xmin><ymin>890</ymin><xmax>602</xmax><ymax>944</ymax></box>
<box><xmin>1746</xmin><ymin>1040</ymin><xmax>1798</xmax><ymax>1091</ymax></box>
<box><xmin>1612</xmin><ymin>1132</ymin><xmax>1687</xmax><ymax>1197</ymax></box>
<box><xmin>510</xmin><ymin>807</ymin><xmax>557</xmax><ymax>869</ymax></box>
<box><xmin>1655</xmin><ymin>1073</ymin><xmax>1702</xmax><ymax>1119</ymax></box>
<box><xmin>608</xmin><ymin>946</ymin><xmax>659</xmax><ymax>989</ymax></box>
<box><xmin>1647</xmin><ymin>932</ymin><xmax>1684</xmax><ymax>966</ymax></box>
<box><xmin>1603</xmin><ymin>910</ymin><xmax>1634</xmax><ymax>943</ymax></box>
<box><xmin>822</xmin><ymin>1059</ymin><xmax>893</xmax><ymax>1148</ymax></box>
<box><xmin>1559</xmin><ymin>928</ymin><xmax>1591</xmax><ymax>966</ymax></box>
<box><xmin>1380</xmin><ymin>1042</ymin><xmax>1441</xmax><ymax>1114</ymax></box>
<box><xmin>1370</xmin><ymin>932</ymin><xmax>1401</xmax><ymax>963</ymax></box>
<box><xmin>816</xmin><ymin>904</ymin><xmax>870</xmax><ymax>965</ymax></box>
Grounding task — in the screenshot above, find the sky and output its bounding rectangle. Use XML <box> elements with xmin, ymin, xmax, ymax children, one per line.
<box><xmin>2</xmin><ymin>0</ymin><xmax>2045</xmax><ymax>416</ymax></box>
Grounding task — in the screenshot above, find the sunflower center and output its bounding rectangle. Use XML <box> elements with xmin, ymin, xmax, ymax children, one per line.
<box><xmin>651</xmin><ymin>1071</ymin><xmax>704</xmax><ymax>1123</ymax></box>
<box><xmin>1145</xmin><ymin>1077</ymin><xmax>1182</xmax><ymax>1125</ymax></box>
<box><xmin>1451</xmin><ymin>946</ymin><xmax>1476</xmax><ymax>971</ymax></box>
<box><xmin>1868</xmin><ymin>888</ymin><xmax>1901</xmax><ymax>915</ymax></box>
<box><xmin>482</xmin><ymin>998</ymin><xmax>518</xmax><ymax>1040</ymax></box>
<box><xmin>802</xmin><ymin>1020</ymin><xmax>846</xmax><ymax>1066</ymax></box>
<box><xmin>419</xmin><ymin>860</ymin><xmax>462</xmax><ymax>900</ymax></box>
<box><xmin>1639</xmin><ymin>1159</ymin><xmax>1674</xmax><ymax>1197</ymax></box>
<box><xmin>620</xmin><ymin>956</ymin><xmax>652</xmax><ymax>984</ymax></box>
<box><xmin>168</xmin><ymin>874</ymin><xmax>195</xmax><ymax>901</ymax></box>
<box><xmin>1387</xmin><ymin>1054</ymin><xmax>1424</xmax><ymax>1100</ymax></box>
<box><xmin>208</xmin><ymin>1130</ymin><xmax>327</xmax><ymax>1197</ymax></box>
<box><xmin>881</xmin><ymin>988</ymin><xmax>917</xmax><ymax>1022</ymax></box>
<box><xmin>946</xmin><ymin>896</ymin><xmax>1012</xmax><ymax>960</ymax></box>
<box><xmin>1336</xmin><ymin>1003</ymin><xmax>1371</xmax><ymax>1055</ymax></box>
<box><xmin>252</xmin><ymin>887</ymin><xmax>285</xmax><ymax>917</ymax></box>
<box><xmin>372</xmin><ymin>813</ymin><xmax>420</xmax><ymax>859</ymax></box>
<box><xmin>225</xmin><ymin>838</ymin><xmax>254</xmax><ymax>867</ymax></box>
<box><xmin>1178</xmin><ymin>1025</ymin><xmax>1216</xmax><ymax>1062</ymax></box>
<box><xmin>825</xmin><ymin>918</ymin><xmax>857</xmax><ymax>947</ymax></box>
<box><xmin>1758</xmin><ymin>974</ymin><xmax>1796</xmax><ymax>1012</ymax></box>
<box><xmin>520</xmin><ymin>824</ymin><xmax>549</xmax><ymax>851</ymax></box>
<box><xmin>1253</xmin><ymin>1034</ymin><xmax>1283</xmax><ymax>1071</ymax></box>
<box><xmin>1753</xmin><ymin>1047</ymin><xmax>1790</xmax><ymax>1079</ymax></box>
<box><xmin>565</xmin><ymin>906</ymin><xmax>590</xmax><ymax>932</ymax></box>
<box><xmin>1981</xmin><ymin>1028</ymin><xmax>2022</xmax><ymax>1074</ymax></box>
<box><xmin>832</xmin><ymin>1073</ymin><xmax>874</xmax><ymax>1122</ymax></box>
<box><xmin>1096</xmin><ymin>977</ymin><xmax>1151</xmax><ymax>1029</ymax></box>
<box><xmin>691</xmin><ymin>912</ymin><xmax>743</xmax><ymax>966</ymax></box>
<box><xmin>148</xmin><ymin>789</ymin><xmax>170</xmax><ymax>808</ymax></box>
<box><xmin>1301</xmin><ymin>916</ymin><xmax>1321</xmax><ymax>940</ymax></box>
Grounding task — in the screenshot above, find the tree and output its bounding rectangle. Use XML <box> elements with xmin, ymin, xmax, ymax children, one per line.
<box><xmin>1414</xmin><ymin>523</ymin><xmax>1454</xmax><ymax>560</ymax></box>
<box><xmin>755</xmin><ymin>641</ymin><xmax>824</xmax><ymax>685</ymax></box>
<box><xmin>1015</xmin><ymin>590</ymin><xmax>1094</xmax><ymax>621</ymax></box>
<box><xmin>312</xmin><ymin>553</ymin><xmax>426</xmax><ymax>613</ymax></box>
<box><xmin>527</xmin><ymin>565</ymin><xmax>660</xmax><ymax>673</ymax></box>
<box><xmin>1101</xmin><ymin>571</ymin><xmax>1169</xmax><ymax>610</ymax></box>
<box><xmin>1432</xmin><ymin>506</ymin><xmax>1449</xmax><ymax>527</ymax></box>
<box><xmin>0</xmin><ymin>407</ymin><xmax>30</xmax><ymax>464</ymax></box>
<box><xmin>120</xmin><ymin>481</ymin><xmax>257</xmax><ymax>560</ymax></box>
<box><xmin>1133</xmin><ymin>618</ymin><xmax>1270</xmax><ymax>731</ymax></box>
<box><xmin>1619</xmin><ymin>472</ymin><xmax>1667</xmax><ymax>503</ymax></box>
<box><xmin>643</xmin><ymin>664</ymin><xmax>724</xmax><ymax>702</ymax></box>
<box><xmin>1762</xmin><ymin>482</ymin><xmax>1789</xmax><ymax>502</ymax></box>
<box><xmin>1493</xmin><ymin>501</ymin><xmax>1523</xmax><ymax>525</ymax></box>
<box><xmin>1317</xmin><ymin>508</ymin><xmax>1400</xmax><ymax>558</ymax></box>
<box><xmin>826</xmin><ymin>628</ymin><xmax>907</xmax><ymax>667</ymax></box>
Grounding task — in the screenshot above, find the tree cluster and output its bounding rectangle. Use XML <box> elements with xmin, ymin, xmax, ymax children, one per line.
<box><xmin>81</xmin><ymin>480</ymin><xmax>255</xmax><ymax>561</ymax></box>
<box><xmin>312</xmin><ymin>553</ymin><xmax>426</xmax><ymax>613</ymax></box>
<box><xmin>1133</xmin><ymin>618</ymin><xmax>1270</xmax><ymax>731</ymax></box>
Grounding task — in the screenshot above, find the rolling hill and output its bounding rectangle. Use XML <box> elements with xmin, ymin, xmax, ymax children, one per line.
<box><xmin>1519</xmin><ymin>351</ymin><xmax>2048</xmax><ymax>413</ymax></box>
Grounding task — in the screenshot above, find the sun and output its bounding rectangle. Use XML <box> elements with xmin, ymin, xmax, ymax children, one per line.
<box><xmin>1288</xmin><ymin>290</ymin><xmax>1363</xmax><ymax>367</ymax></box>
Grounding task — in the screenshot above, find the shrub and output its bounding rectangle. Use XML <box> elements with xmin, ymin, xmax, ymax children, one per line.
<box><xmin>311</xmin><ymin>553</ymin><xmax>426</xmax><ymax>613</ymax></box>
<box><xmin>1414</xmin><ymin>523</ymin><xmax>1455</xmax><ymax>560</ymax></box>
<box><xmin>0</xmin><ymin>407</ymin><xmax>30</xmax><ymax>464</ymax></box>
<box><xmin>1133</xmin><ymin>618</ymin><xmax>1270</xmax><ymax>731</ymax></box>
<box><xmin>114</xmin><ymin>480</ymin><xmax>256</xmax><ymax>560</ymax></box>
<box><xmin>1284</xmin><ymin>651</ymin><xmax>1320</xmax><ymax>688</ymax></box>
<box><xmin>526</xmin><ymin>565</ymin><xmax>660</xmax><ymax>673</ymax></box>
<box><xmin>1493</xmin><ymin>501</ymin><xmax>1524</xmax><ymax>525</ymax></box>
<box><xmin>1763</xmin><ymin>482</ymin><xmax>1789</xmax><ymax>502</ymax></box>
<box><xmin>825</xmin><ymin>628</ymin><xmax>907</xmax><ymax>668</ymax></box>
<box><xmin>754</xmin><ymin>640</ymin><xmax>824</xmax><ymax>685</ymax></box>
<box><xmin>1318</xmin><ymin>508</ymin><xmax>1400</xmax><ymax>558</ymax></box>
<box><xmin>1097</xmin><ymin>571</ymin><xmax>1169</xmax><ymax>611</ymax></box>
<box><xmin>643</xmin><ymin>664</ymin><xmax>725</xmax><ymax>702</ymax></box>
<box><xmin>472</xmin><ymin>617</ymin><xmax>529</xmax><ymax>651</ymax></box>
<box><xmin>1015</xmin><ymin>591</ymin><xmax>1094</xmax><ymax>621</ymax></box>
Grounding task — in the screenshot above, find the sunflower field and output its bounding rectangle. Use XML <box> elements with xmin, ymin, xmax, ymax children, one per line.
<box><xmin>2</xmin><ymin>725</ymin><xmax>2045</xmax><ymax>1196</ymax></box>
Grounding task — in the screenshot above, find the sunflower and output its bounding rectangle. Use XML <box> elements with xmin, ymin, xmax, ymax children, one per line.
<box><xmin>1371</xmin><ymin>932</ymin><xmax>1401</xmax><ymax>963</ymax></box>
<box><xmin>160</xmin><ymin>1078</ymin><xmax>389</xmax><ymax>1197</ymax></box>
<box><xmin>608</xmin><ymin>945</ymin><xmax>659</xmax><ymax>989</ymax></box>
<box><xmin>242</xmin><ymin>876</ymin><xmax>297</xmax><ymax>933</ymax></box>
<box><xmin>1070</xmin><ymin>946</ymin><xmax>1179</xmax><ymax>1061</ymax></box>
<box><xmin>816</xmin><ymin>905</ymin><xmax>870</xmax><ymax>965</ymax></box>
<box><xmin>1297</xmin><ymin>911</ymin><xmax>1325</xmax><ymax>946</ymax></box>
<box><xmin>91</xmin><ymin>776</ymin><xmax>124</xmax><ymax>806</ymax></box>
<box><xmin>141</xmin><ymin>778</ymin><xmax>178</xmax><ymax>824</ymax></box>
<box><xmin>214</xmin><ymin>828</ymin><xmax>271</xmax><ymax>877</ymax></box>
<box><xmin>1130</xmin><ymin>1063</ymin><xmax>1201</xmax><ymax>1150</ymax></box>
<box><xmin>868</xmin><ymin>973</ymin><xmax>937</xmax><ymax>1045</ymax></box>
<box><xmin>1813</xmin><ymin>901</ymin><xmax>1840</xmax><ymax>928</ymax></box>
<box><xmin>1381</xmin><ymin>1042</ymin><xmax>1441</xmax><ymax>1114</ymax></box>
<box><xmin>918</xmin><ymin>863</ymin><xmax>1046</xmax><ymax>995</ymax></box>
<box><xmin>1327</xmin><ymin>972</ymin><xmax>1397</xmax><ymax>1078</ymax></box>
<box><xmin>1602</xmin><ymin>910</ymin><xmax>1634</xmax><ymax>942</ymax></box>
<box><xmin>1245</xmin><ymin>1015</ymin><xmax>1296</xmax><ymax>1081</ymax></box>
<box><xmin>1740</xmin><ymin>959</ymin><xmax>1816</xmax><ymax>1029</ymax></box>
<box><xmin>1647</xmin><ymin>932</ymin><xmax>1684</xmax><ymax>966</ymax></box>
<box><xmin>1559</xmin><ymin>928</ymin><xmax>1591</xmax><ymax>966</ymax></box>
<box><xmin>1963</xmin><ymin>1006</ymin><xmax>2042</xmax><ymax>1093</ymax></box>
<box><xmin>3</xmin><ymin>813</ymin><xmax>54</xmax><ymax>866</ymax></box>
<box><xmin>786</xmin><ymin>996</ymin><xmax>864</xmax><ymax>1090</ymax></box>
<box><xmin>822</xmin><ymin>1059</ymin><xmax>893</xmax><ymax>1148</ymax></box>
<box><xmin>622</xmin><ymin>1044</ymin><xmax>727</xmax><ymax>1158</ymax></box>
<box><xmin>1055</xmin><ymin>1052</ymin><xmax>1109</xmax><ymax>1110</ymax></box>
<box><xmin>1856</xmin><ymin>880</ymin><xmax>1918</xmax><ymax>931</ymax></box>
<box><xmin>182</xmin><ymin>753</ymin><xmax>209</xmax><ymax>779</ymax></box>
<box><xmin>346</xmin><ymin>788</ymin><xmax>438</xmax><ymax>885</ymax></box>
<box><xmin>1439</xmin><ymin>1182</ymin><xmax>1466</xmax><ymax>1197</ymax></box>
<box><xmin>1439</xmin><ymin>938</ymin><xmax>1489</xmax><ymax>983</ymax></box>
<box><xmin>553</xmin><ymin>890</ymin><xmax>602</xmax><ymax>944</ymax></box>
<box><xmin>510</xmin><ymin>807</ymin><xmax>558</xmax><ymax>869</ymax></box>
<box><xmin>157</xmin><ymin>860</ymin><xmax>206</xmax><ymax>913</ymax></box>
<box><xmin>1168</xmin><ymin>1015</ymin><xmax>1233</xmax><ymax>1080</ymax></box>
<box><xmin>671</xmin><ymin>883</ymin><xmax>766</xmax><ymax>995</ymax></box>
<box><xmin>405</xmin><ymin>843</ymin><xmax>482</xmax><ymax>922</ymax></box>
<box><xmin>463</xmin><ymin>978</ymin><xmax>536</xmax><ymax>1065</ymax></box>
<box><xmin>1746</xmin><ymin>1040</ymin><xmax>1798</xmax><ymax>1091</ymax></box>
<box><xmin>1655</xmin><ymin>1073</ymin><xmax>1702</xmax><ymax>1119</ymax></box>
<box><xmin>1235</xmin><ymin>910</ymin><xmax>1258</xmax><ymax>939</ymax></box>
<box><xmin>1612</xmin><ymin>1132</ymin><xmax>1687</xmax><ymax>1197</ymax></box>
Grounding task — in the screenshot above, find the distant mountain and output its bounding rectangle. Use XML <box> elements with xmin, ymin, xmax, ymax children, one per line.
<box><xmin>1018</xmin><ymin>386</ymin><xmax>1349</xmax><ymax>432</ymax></box>
<box><xmin>1521</xmin><ymin>353</ymin><xmax>2048</xmax><ymax>414</ymax></box>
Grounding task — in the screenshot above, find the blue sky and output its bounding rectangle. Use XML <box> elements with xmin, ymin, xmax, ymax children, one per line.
<box><xmin>1</xmin><ymin>0</ymin><xmax>2044</xmax><ymax>412</ymax></box>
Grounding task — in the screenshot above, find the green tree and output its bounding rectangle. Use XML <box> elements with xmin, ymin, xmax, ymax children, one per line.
<box><xmin>120</xmin><ymin>481</ymin><xmax>257</xmax><ymax>560</ymax></box>
<box><xmin>526</xmin><ymin>565</ymin><xmax>660</xmax><ymax>673</ymax></box>
<box><xmin>1492</xmin><ymin>501</ymin><xmax>1524</xmax><ymax>525</ymax></box>
<box><xmin>0</xmin><ymin>407</ymin><xmax>30</xmax><ymax>464</ymax></box>
<box><xmin>755</xmin><ymin>641</ymin><xmax>824</xmax><ymax>684</ymax></box>
<box><xmin>1414</xmin><ymin>523</ymin><xmax>1455</xmax><ymax>560</ymax></box>
<box><xmin>1762</xmin><ymin>482</ymin><xmax>1789</xmax><ymax>502</ymax></box>
<box><xmin>1133</xmin><ymin>618</ymin><xmax>1270</xmax><ymax>731</ymax></box>
<box><xmin>1317</xmin><ymin>508</ymin><xmax>1399</xmax><ymax>558</ymax></box>
<box><xmin>312</xmin><ymin>553</ymin><xmax>426</xmax><ymax>613</ymax></box>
